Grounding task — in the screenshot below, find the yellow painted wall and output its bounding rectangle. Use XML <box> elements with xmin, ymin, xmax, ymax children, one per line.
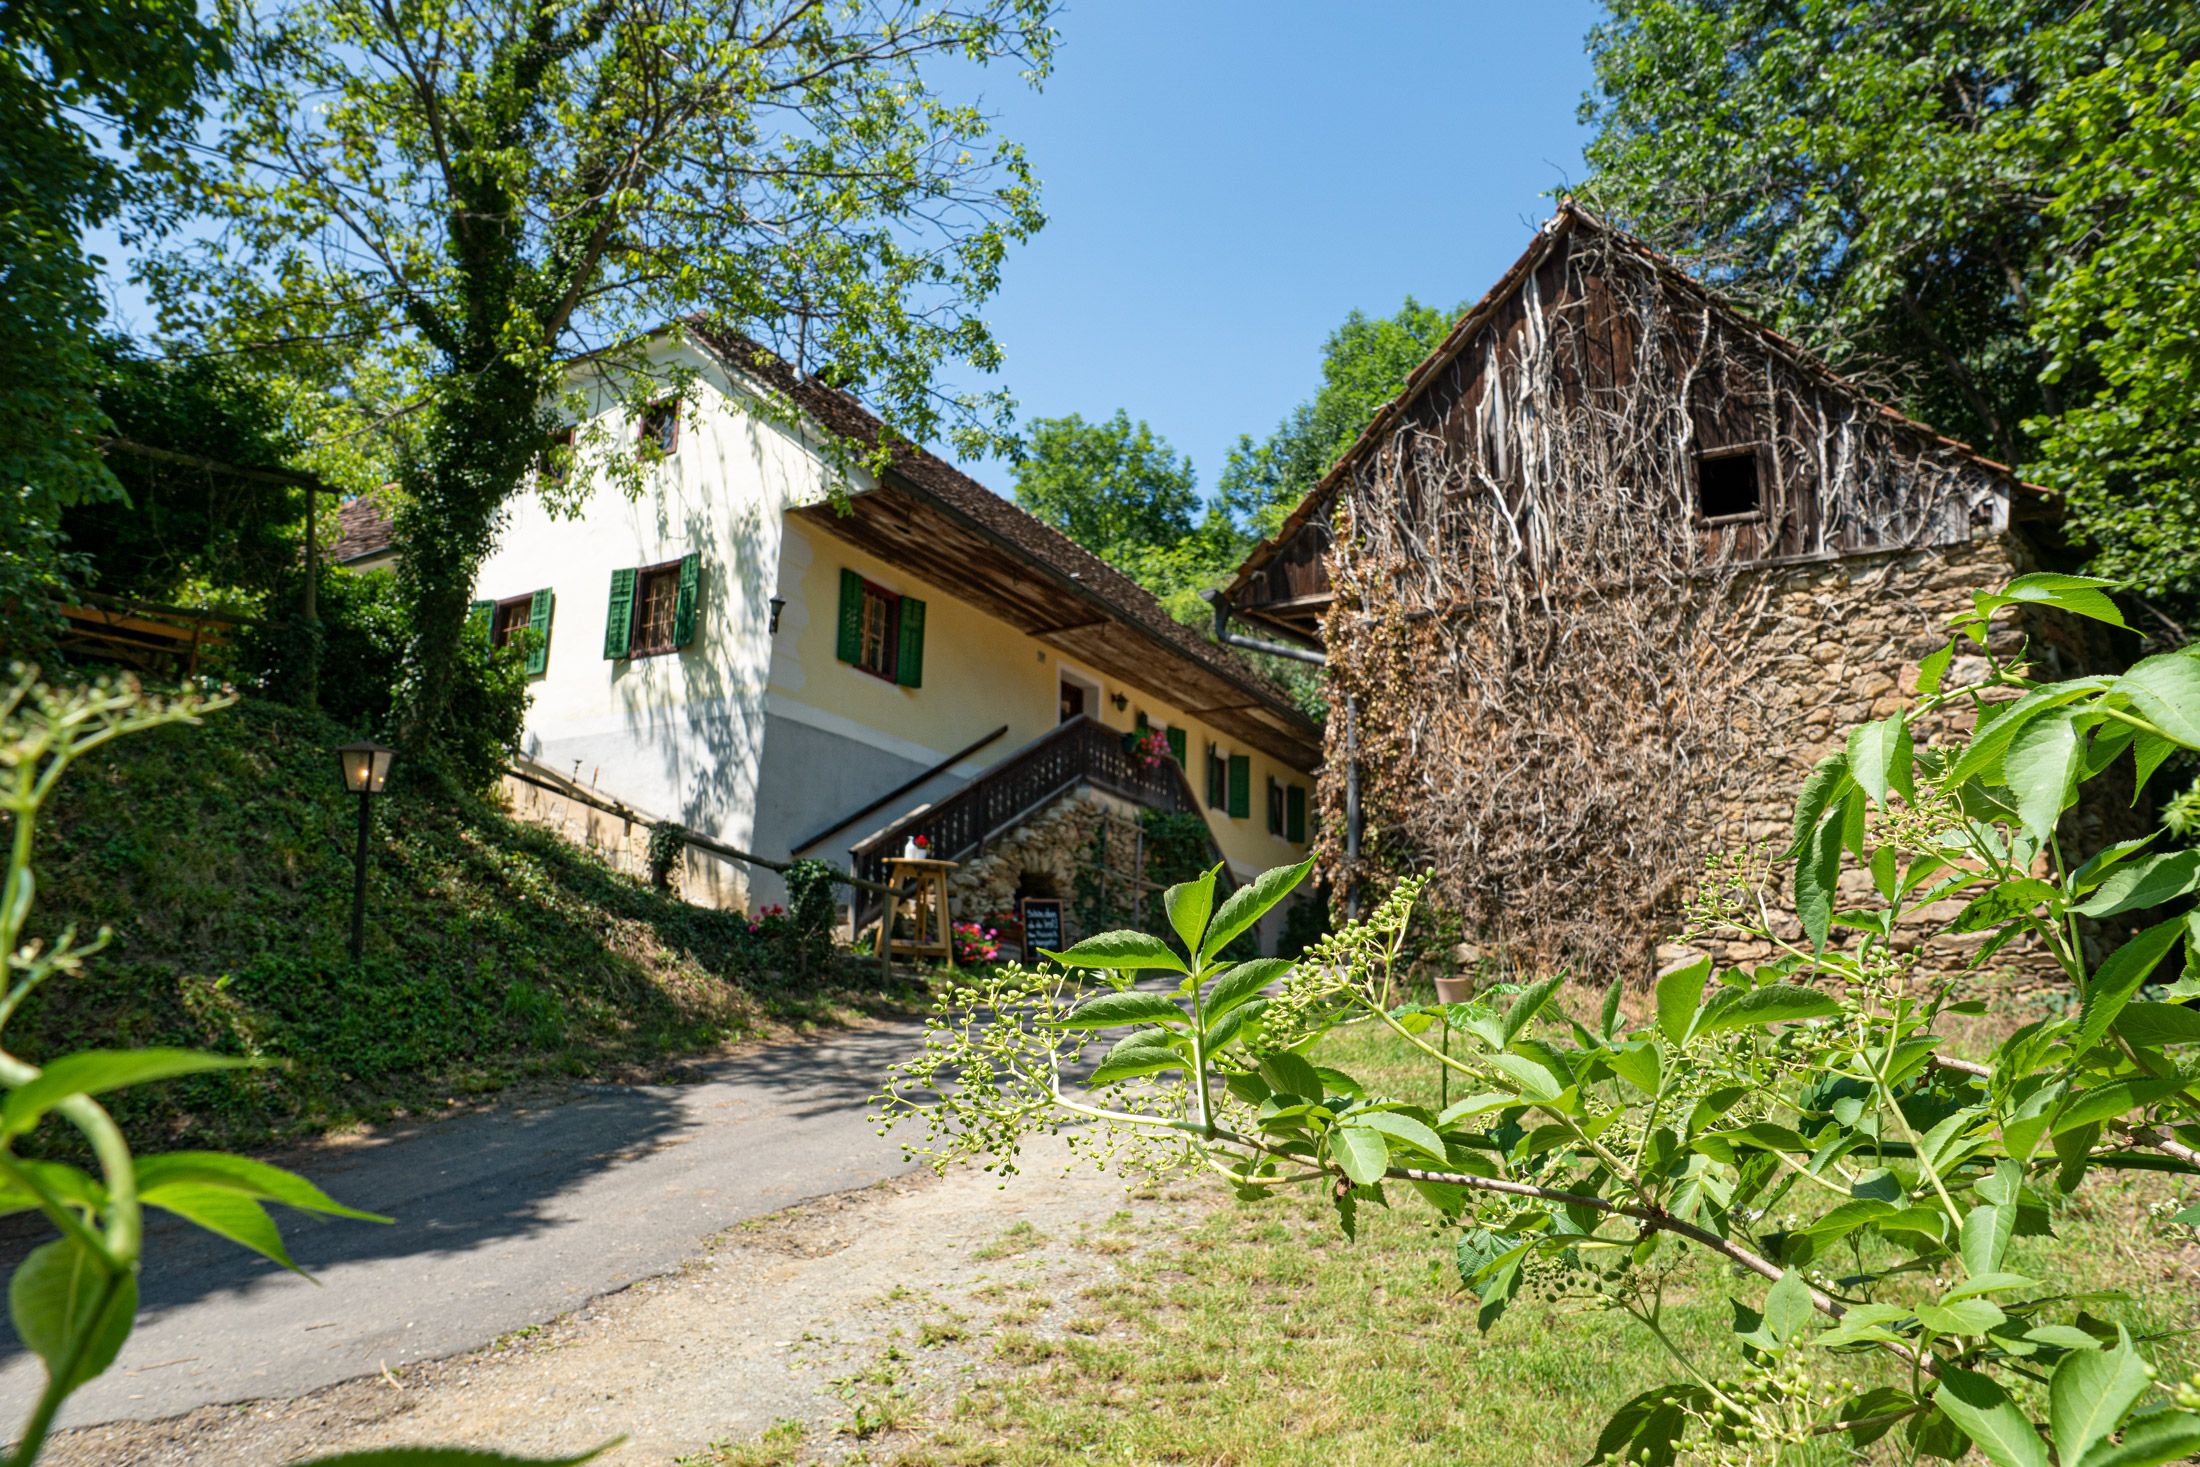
<box><xmin>771</xmin><ymin>519</ymin><xmax>1315</xmax><ymax>881</ymax></box>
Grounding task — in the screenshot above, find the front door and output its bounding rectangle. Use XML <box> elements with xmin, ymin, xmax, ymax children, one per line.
<box><xmin>1059</xmin><ymin>678</ymin><xmax>1086</xmax><ymax>723</ymax></box>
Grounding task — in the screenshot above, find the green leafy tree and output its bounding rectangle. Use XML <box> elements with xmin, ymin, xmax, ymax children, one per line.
<box><xmin>0</xmin><ymin>0</ymin><xmax>227</xmax><ymax>647</ymax></box>
<box><xmin>2017</xmin><ymin>40</ymin><xmax>2200</xmax><ymax>606</ymax></box>
<box><xmin>151</xmin><ymin>0</ymin><xmax>1053</xmax><ymax>772</ymax></box>
<box><xmin>1218</xmin><ymin>297</ymin><xmax>1458</xmax><ymax>541</ymax></box>
<box><xmin>63</xmin><ymin>343</ymin><xmax>308</xmax><ymax>606</ymax></box>
<box><xmin>1579</xmin><ymin>2</ymin><xmax>2200</xmax><ymax>616</ymax></box>
<box><xmin>1013</xmin><ymin>410</ymin><xmax>1202</xmax><ymax>558</ymax></box>
<box><xmin>886</xmin><ymin>572</ymin><xmax>2200</xmax><ymax>1464</ymax></box>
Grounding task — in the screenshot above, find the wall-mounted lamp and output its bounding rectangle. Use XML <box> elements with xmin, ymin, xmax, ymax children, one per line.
<box><xmin>1109</xmin><ymin>691</ymin><xmax>1128</xmax><ymax>712</ymax></box>
<box><xmin>768</xmin><ymin>596</ymin><xmax>787</xmax><ymax>634</ymax></box>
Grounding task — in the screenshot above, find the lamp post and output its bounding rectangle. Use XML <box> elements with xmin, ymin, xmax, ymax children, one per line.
<box><xmin>334</xmin><ymin>741</ymin><xmax>395</xmax><ymax>962</ymax></box>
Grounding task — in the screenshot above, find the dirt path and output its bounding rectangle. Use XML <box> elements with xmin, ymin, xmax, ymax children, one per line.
<box><xmin>49</xmin><ymin>1134</ymin><xmax>1203</xmax><ymax>1466</ymax></box>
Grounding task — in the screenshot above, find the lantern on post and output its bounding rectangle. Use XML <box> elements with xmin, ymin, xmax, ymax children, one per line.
<box><xmin>334</xmin><ymin>741</ymin><xmax>395</xmax><ymax>962</ymax></box>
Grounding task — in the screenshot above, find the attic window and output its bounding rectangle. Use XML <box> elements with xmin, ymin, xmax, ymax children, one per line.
<box><xmin>640</xmin><ymin>399</ymin><xmax>680</xmax><ymax>454</ymax></box>
<box><xmin>1696</xmin><ymin>450</ymin><xmax>1761</xmax><ymax>522</ymax></box>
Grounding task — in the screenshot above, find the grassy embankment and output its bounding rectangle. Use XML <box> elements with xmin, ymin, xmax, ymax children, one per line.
<box><xmin>708</xmin><ymin>983</ymin><xmax>2200</xmax><ymax>1467</ymax></box>
<box><xmin>21</xmin><ymin>696</ymin><xmax>921</xmax><ymax>1154</ymax></box>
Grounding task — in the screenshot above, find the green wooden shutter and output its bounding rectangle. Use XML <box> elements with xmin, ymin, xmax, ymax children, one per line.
<box><xmin>469</xmin><ymin>599</ymin><xmax>494</xmax><ymax>645</ymax></box>
<box><xmin>894</xmin><ymin>595</ymin><xmax>926</xmax><ymax>688</ymax></box>
<box><xmin>603</xmin><ymin>568</ymin><xmax>636</xmax><ymax>659</ymax></box>
<box><xmin>1286</xmin><ymin>785</ymin><xmax>1307</xmax><ymax>843</ymax></box>
<box><xmin>1227</xmin><ymin>754</ymin><xmax>1250</xmax><ymax>819</ymax></box>
<box><xmin>525</xmin><ymin>588</ymin><xmax>554</xmax><ymax>675</ymax></box>
<box><xmin>836</xmin><ymin>569</ymin><xmax>864</xmax><ymax>663</ymax></box>
<box><xmin>672</xmin><ymin>551</ymin><xmax>701</xmax><ymax>647</ymax></box>
<box><xmin>1166</xmin><ymin>727</ymin><xmax>1187</xmax><ymax>766</ymax></box>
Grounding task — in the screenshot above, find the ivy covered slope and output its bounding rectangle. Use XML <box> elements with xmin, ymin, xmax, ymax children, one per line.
<box><xmin>22</xmin><ymin>697</ymin><xmax>890</xmax><ymax>1153</ymax></box>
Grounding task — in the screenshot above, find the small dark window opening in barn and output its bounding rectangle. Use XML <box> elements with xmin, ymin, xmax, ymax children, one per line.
<box><xmin>1696</xmin><ymin>451</ymin><xmax>1761</xmax><ymax>521</ymax></box>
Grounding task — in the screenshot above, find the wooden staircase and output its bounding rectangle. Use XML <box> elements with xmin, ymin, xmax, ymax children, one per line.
<box><xmin>846</xmin><ymin>714</ymin><xmax>1217</xmax><ymax>930</ymax></box>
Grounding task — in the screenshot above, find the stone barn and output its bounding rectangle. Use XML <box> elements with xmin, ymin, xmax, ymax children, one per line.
<box><xmin>1215</xmin><ymin>202</ymin><xmax>2130</xmax><ymax>978</ymax></box>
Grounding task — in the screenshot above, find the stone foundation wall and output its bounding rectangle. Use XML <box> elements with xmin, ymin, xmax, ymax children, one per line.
<box><xmin>1657</xmin><ymin>533</ymin><xmax>2143</xmax><ymax>989</ymax></box>
<box><xmin>947</xmin><ymin>785</ymin><xmax>1146</xmax><ymax>951</ymax></box>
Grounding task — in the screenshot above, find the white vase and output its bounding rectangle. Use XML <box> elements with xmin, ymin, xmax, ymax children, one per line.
<box><xmin>903</xmin><ymin>839</ymin><xmax>924</xmax><ymax>860</ymax></box>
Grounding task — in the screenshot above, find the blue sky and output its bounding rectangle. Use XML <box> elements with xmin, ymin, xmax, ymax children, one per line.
<box><xmin>947</xmin><ymin>0</ymin><xmax>1607</xmax><ymax>503</ymax></box>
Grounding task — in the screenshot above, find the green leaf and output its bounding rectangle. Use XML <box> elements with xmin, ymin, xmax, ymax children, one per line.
<box><xmin>10</xmin><ymin>1236</ymin><xmax>136</xmax><ymax>1395</ymax></box>
<box><xmin>1330</xmin><ymin>1124</ymin><xmax>1390</xmax><ymax>1185</ymax></box>
<box><xmin>2133</xmin><ymin>731</ymin><xmax>2179</xmax><ymax>791</ymax></box>
<box><xmin>2073</xmin><ymin>850</ymin><xmax>2200</xmax><ymax>917</ymax></box>
<box><xmin>142</xmin><ymin>1182</ymin><xmax>311</xmax><ymax>1274</ymax></box>
<box><xmin>1656</xmin><ymin>956</ymin><xmax>1711</xmax><ymax>1045</ymax></box>
<box><xmin>2114</xmin><ymin>1002</ymin><xmax>2200</xmax><ymax>1049</ymax></box>
<box><xmin>2077</xmin><ymin>1409</ymin><xmax>2200</xmax><ymax>1467</ymax></box>
<box><xmin>2115</xmin><ymin>653</ymin><xmax>2200</xmax><ymax>749</ymax></box>
<box><xmin>1203</xmin><ymin>960</ymin><xmax>1289</xmax><ymax>1021</ymax></box>
<box><xmin>1045</xmin><ymin>990</ymin><xmax>1186</xmax><ymax>1030</ymax></box>
<box><xmin>1583</xmin><ymin>1385</ymin><xmax>1712</xmax><ymax>1467</ymax></box>
<box><xmin>2073</xmin><ymin>915</ymin><xmax>2188</xmax><ymax>1055</ymax></box>
<box><xmin>1350</xmin><ymin>1110</ymin><xmax>1447</xmax><ymax>1163</ymax></box>
<box><xmin>1786</xmin><ymin>751</ymin><xmax>1851</xmax><ymax>859</ymax></box>
<box><xmin>1598</xmin><ymin>978</ymin><xmax>1624</xmax><ymax>1040</ymax></box>
<box><xmin>2</xmin><ymin>1049</ymin><xmax>262</xmax><ymax>1136</ymax></box>
<box><xmin>1953</xmin><ymin>877</ymin><xmax>2059</xmax><ymax>933</ymax></box>
<box><xmin>286</xmin><ymin>1447</ymin><xmax>619</xmax><ymax>1466</ymax></box>
<box><xmin>1948</xmin><ymin>683</ymin><xmax>2099</xmax><ymax>785</ymax></box>
<box><xmin>1163</xmin><ymin>870</ymin><xmax>1217</xmax><ymax>960</ymax></box>
<box><xmin>1803</xmin><ymin>1197</ymin><xmax>1897</xmax><ymax>1242</ymax></box>
<box><xmin>1942</xmin><ymin>1272</ymin><xmax>2037</xmax><ymax>1303</ymax></box>
<box><xmin>1817</xmin><ymin>1302</ymin><xmax>1911</xmax><ymax>1347</ymax></box>
<box><xmin>1199</xmin><ymin>856</ymin><xmax>1315</xmax><ymax>965</ymax></box>
<box><xmin>1484</xmin><ymin>1052</ymin><xmax>1563</xmax><ymax>1103</ymax></box>
<box><xmin>2005</xmin><ymin>709</ymin><xmax>2083</xmax><ymax>843</ymax></box>
<box><xmin>1691</xmin><ymin>984</ymin><xmax>1839</xmax><ymax>1034</ymax></box>
<box><xmin>134</xmin><ymin>1152</ymin><xmax>389</xmax><ymax>1222</ymax></box>
<box><xmin>1933</xmin><ymin>1368</ymin><xmax>2048</xmax><ymax>1467</ymax></box>
<box><xmin>1041</xmin><ymin>931</ymin><xmax>1188</xmax><ymax>973</ymax></box>
<box><xmin>1848</xmin><ymin>715</ymin><xmax>1913</xmax><ymax>807</ymax></box>
<box><xmin>1501</xmin><ymin>972</ymin><xmax>1565</xmax><ymax>1043</ymax></box>
<box><xmin>1976</xmin><ymin>574</ymin><xmax>2128</xmax><ymax>629</ymax></box>
<box><xmin>2053</xmin><ymin>1078</ymin><xmax>2189</xmax><ymax>1136</ymax></box>
<box><xmin>1763</xmin><ymin>1268</ymin><xmax>1813</xmax><ymax>1344</ymax></box>
<box><xmin>1603</xmin><ymin>1041</ymin><xmax>1661</xmax><ymax>1095</ymax></box>
<box><xmin>1796</xmin><ymin>805</ymin><xmax>1846</xmax><ymax>951</ymax></box>
<box><xmin>1960</xmin><ymin>1203</ymin><xmax>2015</xmax><ymax>1278</ymax></box>
<box><xmin>1090</xmin><ymin>1031</ymin><xmax>1187</xmax><ymax>1084</ymax></box>
<box><xmin>2051</xmin><ymin>1329</ymin><xmax>2152</xmax><ymax>1467</ymax></box>
<box><xmin>1916</xmin><ymin>642</ymin><xmax>1956</xmax><ymax>695</ymax></box>
<box><xmin>1917</xmin><ymin>1298</ymin><xmax>2008</xmax><ymax>1337</ymax></box>
<box><xmin>1256</xmin><ymin>1049</ymin><xmax>1325</xmax><ymax>1100</ymax></box>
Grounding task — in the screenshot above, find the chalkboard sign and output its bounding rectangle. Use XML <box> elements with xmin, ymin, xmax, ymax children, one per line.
<box><xmin>1021</xmin><ymin>898</ymin><xmax>1064</xmax><ymax>958</ymax></box>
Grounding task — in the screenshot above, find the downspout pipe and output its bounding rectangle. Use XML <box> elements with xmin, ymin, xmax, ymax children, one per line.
<box><xmin>1204</xmin><ymin>590</ymin><xmax>1327</xmax><ymax>666</ymax></box>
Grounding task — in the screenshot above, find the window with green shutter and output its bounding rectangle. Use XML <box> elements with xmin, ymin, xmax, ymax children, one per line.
<box><xmin>525</xmin><ymin>588</ymin><xmax>554</xmax><ymax>675</ymax></box>
<box><xmin>894</xmin><ymin>595</ymin><xmax>925</xmax><ymax>688</ymax></box>
<box><xmin>469</xmin><ymin>599</ymin><xmax>495</xmax><ymax>644</ymax></box>
<box><xmin>836</xmin><ymin>569</ymin><xmax>865</xmax><ymax>663</ymax></box>
<box><xmin>603</xmin><ymin>568</ymin><xmax>637</xmax><ymax>658</ymax></box>
<box><xmin>1286</xmin><ymin>785</ymin><xmax>1307</xmax><ymax>843</ymax></box>
<box><xmin>672</xmin><ymin>551</ymin><xmax>701</xmax><ymax>648</ymax></box>
<box><xmin>1227</xmin><ymin>754</ymin><xmax>1251</xmax><ymax>818</ymax></box>
<box><xmin>1165</xmin><ymin>726</ymin><xmax>1187</xmax><ymax>767</ymax></box>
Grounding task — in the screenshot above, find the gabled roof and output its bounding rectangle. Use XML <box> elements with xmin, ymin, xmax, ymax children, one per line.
<box><xmin>1221</xmin><ymin>201</ymin><xmax>2050</xmax><ymax>610</ymax></box>
<box><xmin>686</xmin><ymin>326</ymin><xmax>1323</xmax><ymax>770</ymax></box>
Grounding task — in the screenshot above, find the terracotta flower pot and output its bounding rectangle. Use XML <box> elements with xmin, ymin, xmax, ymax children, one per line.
<box><xmin>1433</xmin><ymin>974</ymin><xmax>1476</xmax><ymax>1005</ymax></box>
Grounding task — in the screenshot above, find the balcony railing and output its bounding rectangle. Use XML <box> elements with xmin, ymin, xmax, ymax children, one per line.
<box><xmin>848</xmin><ymin>715</ymin><xmax>1212</xmax><ymax>929</ymax></box>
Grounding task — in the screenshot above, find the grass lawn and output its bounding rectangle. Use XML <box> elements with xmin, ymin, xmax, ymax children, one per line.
<box><xmin>714</xmin><ymin>982</ymin><xmax>2200</xmax><ymax>1466</ymax></box>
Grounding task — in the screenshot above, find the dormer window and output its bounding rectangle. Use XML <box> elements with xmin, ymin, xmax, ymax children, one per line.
<box><xmin>1696</xmin><ymin>448</ymin><xmax>1761</xmax><ymax>522</ymax></box>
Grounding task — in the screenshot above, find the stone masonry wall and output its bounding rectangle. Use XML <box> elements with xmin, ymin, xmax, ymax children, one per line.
<box><xmin>946</xmin><ymin>785</ymin><xmax>1146</xmax><ymax>952</ymax></box>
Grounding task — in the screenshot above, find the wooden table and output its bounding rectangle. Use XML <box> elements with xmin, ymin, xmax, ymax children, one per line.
<box><xmin>880</xmin><ymin>857</ymin><xmax>960</xmax><ymax>969</ymax></box>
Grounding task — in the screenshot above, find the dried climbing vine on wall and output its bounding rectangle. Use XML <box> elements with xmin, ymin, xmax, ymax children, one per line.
<box><xmin>1318</xmin><ymin>226</ymin><xmax>2010</xmax><ymax>979</ymax></box>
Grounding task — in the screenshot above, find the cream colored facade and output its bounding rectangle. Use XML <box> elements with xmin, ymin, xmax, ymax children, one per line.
<box><xmin>472</xmin><ymin>336</ymin><xmax>1316</xmax><ymax>944</ymax></box>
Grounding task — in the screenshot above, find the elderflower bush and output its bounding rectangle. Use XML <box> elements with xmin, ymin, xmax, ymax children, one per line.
<box><xmin>879</xmin><ymin>575</ymin><xmax>2200</xmax><ymax>1467</ymax></box>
